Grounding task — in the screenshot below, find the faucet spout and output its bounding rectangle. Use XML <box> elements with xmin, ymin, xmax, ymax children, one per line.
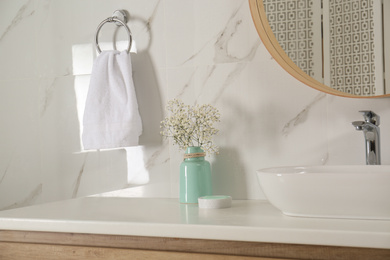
<box><xmin>352</xmin><ymin>111</ymin><xmax>381</xmax><ymax>165</ymax></box>
<box><xmin>352</xmin><ymin>120</ymin><xmax>365</xmax><ymax>131</ymax></box>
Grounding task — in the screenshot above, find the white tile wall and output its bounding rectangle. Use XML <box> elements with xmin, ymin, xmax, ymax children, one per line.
<box><xmin>0</xmin><ymin>0</ymin><xmax>389</xmax><ymax>210</ymax></box>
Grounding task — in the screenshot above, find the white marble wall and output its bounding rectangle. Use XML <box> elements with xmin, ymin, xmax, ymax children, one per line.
<box><xmin>0</xmin><ymin>0</ymin><xmax>389</xmax><ymax>210</ymax></box>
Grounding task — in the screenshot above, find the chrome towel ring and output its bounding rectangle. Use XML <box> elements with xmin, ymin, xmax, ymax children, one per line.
<box><xmin>95</xmin><ymin>10</ymin><xmax>132</xmax><ymax>54</ymax></box>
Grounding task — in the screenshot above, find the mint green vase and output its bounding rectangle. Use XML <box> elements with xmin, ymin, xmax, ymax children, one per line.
<box><xmin>180</xmin><ymin>146</ymin><xmax>212</xmax><ymax>203</ymax></box>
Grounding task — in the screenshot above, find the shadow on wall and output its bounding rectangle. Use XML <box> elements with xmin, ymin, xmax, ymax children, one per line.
<box><xmin>131</xmin><ymin>44</ymin><xmax>163</xmax><ymax>145</ymax></box>
<box><xmin>126</xmin><ymin>14</ymin><xmax>164</xmax><ymax>185</ymax></box>
<box><xmin>211</xmin><ymin>147</ymin><xmax>248</xmax><ymax>199</ymax></box>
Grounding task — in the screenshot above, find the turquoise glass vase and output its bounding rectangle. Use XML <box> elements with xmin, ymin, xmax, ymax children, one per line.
<box><xmin>180</xmin><ymin>146</ymin><xmax>212</xmax><ymax>203</ymax></box>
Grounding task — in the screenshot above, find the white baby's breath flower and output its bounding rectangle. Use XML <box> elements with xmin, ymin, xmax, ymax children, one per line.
<box><xmin>160</xmin><ymin>99</ymin><xmax>220</xmax><ymax>155</ymax></box>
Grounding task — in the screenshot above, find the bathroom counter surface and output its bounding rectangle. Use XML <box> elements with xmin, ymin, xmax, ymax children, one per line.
<box><xmin>0</xmin><ymin>197</ymin><xmax>389</xmax><ymax>249</ymax></box>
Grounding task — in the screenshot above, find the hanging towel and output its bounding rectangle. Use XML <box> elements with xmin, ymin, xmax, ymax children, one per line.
<box><xmin>82</xmin><ymin>50</ymin><xmax>142</xmax><ymax>150</ymax></box>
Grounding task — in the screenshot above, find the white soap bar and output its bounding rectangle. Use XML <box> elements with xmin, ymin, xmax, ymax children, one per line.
<box><xmin>198</xmin><ymin>195</ymin><xmax>232</xmax><ymax>209</ymax></box>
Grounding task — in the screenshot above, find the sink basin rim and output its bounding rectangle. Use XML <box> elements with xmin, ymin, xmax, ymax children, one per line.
<box><xmin>257</xmin><ymin>165</ymin><xmax>390</xmax><ymax>175</ymax></box>
<box><xmin>256</xmin><ymin>165</ymin><xmax>390</xmax><ymax>220</ymax></box>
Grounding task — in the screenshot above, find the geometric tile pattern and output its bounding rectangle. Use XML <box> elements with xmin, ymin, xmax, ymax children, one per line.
<box><xmin>263</xmin><ymin>0</ymin><xmax>317</xmax><ymax>79</ymax></box>
<box><xmin>264</xmin><ymin>0</ymin><xmax>376</xmax><ymax>96</ymax></box>
<box><xmin>328</xmin><ymin>0</ymin><xmax>375</xmax><ymax>95</ymax></box>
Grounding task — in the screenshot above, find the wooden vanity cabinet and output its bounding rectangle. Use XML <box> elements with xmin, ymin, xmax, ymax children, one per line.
<box><xmin>1</xmin><ymin>230</ymin><xmax>389</xmax><ymax>260</ymax></box>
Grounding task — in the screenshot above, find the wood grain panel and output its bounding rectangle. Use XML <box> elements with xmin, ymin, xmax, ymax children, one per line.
<box><xmin>0</xmin><ymin>242</ymin><xmax>284</xmax><ymax>260</ymax></box>
<box><xmin>1</xmin><ymin>230</ymin><xmax>389</xmax><ymax>260</ymax></box>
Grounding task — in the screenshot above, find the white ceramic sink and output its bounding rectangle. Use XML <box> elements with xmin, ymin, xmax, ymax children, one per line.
<box><xmin>256</xmin><ymin>166</ymin><xmax>390</xmax><ymax>220</ymax></box>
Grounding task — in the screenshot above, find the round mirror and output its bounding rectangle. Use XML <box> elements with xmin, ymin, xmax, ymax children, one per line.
<box><xmin>249</xmin><ymin>0</ymin><xmax>390</xmax><ymax>98</ymax></box>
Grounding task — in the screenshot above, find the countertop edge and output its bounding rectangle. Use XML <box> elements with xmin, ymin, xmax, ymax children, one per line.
<box><xmin>1</xmin><ymin>217</ymin><xmax>389</xmax><ymax>249</ymax></box>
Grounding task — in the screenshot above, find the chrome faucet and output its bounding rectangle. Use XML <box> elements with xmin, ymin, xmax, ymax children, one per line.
<box><xmin>352</xmin><ymin>110</ymin><xmax>381</xmax><ymax>165</ymax></box>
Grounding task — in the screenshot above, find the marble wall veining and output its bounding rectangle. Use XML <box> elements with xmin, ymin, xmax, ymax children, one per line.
<box><xmin>0</xmin><ymin>0</ymin><xmax>389</xmax><ymax>210</ymax></box>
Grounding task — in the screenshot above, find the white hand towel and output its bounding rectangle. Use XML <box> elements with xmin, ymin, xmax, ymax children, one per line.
<box><xmin>82</xmin><ymin>50</ymin><xmax>142</xmax><ymax>150</ymax></box>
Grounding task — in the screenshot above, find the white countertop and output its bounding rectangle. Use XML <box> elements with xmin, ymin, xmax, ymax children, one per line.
<box><xmin>0</xmin><ymin>197</ymin><xmax>389</xmax><ymax>249</ymax></box>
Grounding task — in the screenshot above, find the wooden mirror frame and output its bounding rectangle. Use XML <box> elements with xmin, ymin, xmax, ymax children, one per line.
<box><xmin>249</xmin><ymin>0</ymin><xmax>390</xmax><ymax>98</ymax></box>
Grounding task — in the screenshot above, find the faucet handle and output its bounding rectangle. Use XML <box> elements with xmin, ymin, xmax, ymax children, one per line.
<box><xmin>359</xmin><ymin>110</ymin><xmax>380</xmax><ymax>125</ymax></box>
